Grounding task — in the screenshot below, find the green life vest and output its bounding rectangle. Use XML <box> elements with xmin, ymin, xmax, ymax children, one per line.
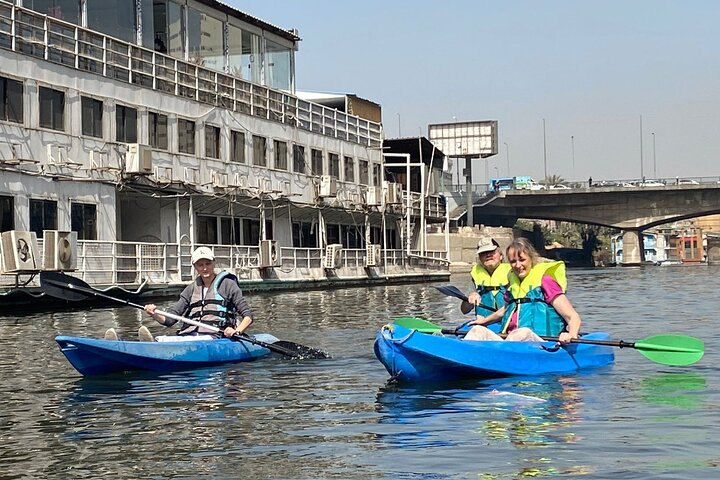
<box><xmin>470</xmin><ymin>262</ymin><xmax>511</xmax><ymax>314</ymax></box>
<box><xmin>501</xmin><ymin>261</ymin><xmax>567</xmax><ymax>336</ymax></box>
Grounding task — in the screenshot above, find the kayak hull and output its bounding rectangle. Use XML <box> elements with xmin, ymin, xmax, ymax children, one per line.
<box><xmin>55</xmin><ymin>334</ymin><xmax>278</xmax><ymax>376</ymax></box>
<box><xmin>374</xmin><ymin>324</ymin><xmax>614</xmax><ymax>382</ymax></box>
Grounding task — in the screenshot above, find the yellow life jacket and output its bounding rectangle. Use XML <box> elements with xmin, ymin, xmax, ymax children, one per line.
<box><xmin>470</xmin><ymin>262</ymin><xmax>511</xmax><ymax>313</ymax></box>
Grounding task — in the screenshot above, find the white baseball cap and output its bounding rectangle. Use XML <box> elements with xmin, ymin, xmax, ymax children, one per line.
<box><xmin>191</xmin><ymin>246</ymin><xmax>215</xmax><ymax>264</ymax></box>
<box><xmin>477</xmin><ymin>237</ymin><xmax>500</xmax><ymax>254</ymax></box>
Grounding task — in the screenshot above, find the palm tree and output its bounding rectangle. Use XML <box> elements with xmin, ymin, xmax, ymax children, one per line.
<box><xmin>542</xmin><ymin>174</ymin><xmax>566</xmax><ymax>186</ymax></box>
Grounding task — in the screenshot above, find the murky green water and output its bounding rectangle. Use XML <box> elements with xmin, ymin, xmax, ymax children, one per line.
<box><xmin>1</xmin><ymin>267</ymin><xmax>718</xmax><ymax>478</ymax></box>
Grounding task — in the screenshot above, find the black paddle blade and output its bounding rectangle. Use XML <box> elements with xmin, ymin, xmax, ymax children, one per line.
<box><xmin>39</xmin><ymin>271</ymin><xmax>92</xmax><ymax>301</ymax></box>
<box><xmin>273</xmin><ymin>340</ymin><xmax>330</xmax><ymax>359</ymax></box>
<box><xmin>434</xmin><ymin>285</ymin><xmax>469</xmax><ymax>302</ymax></box>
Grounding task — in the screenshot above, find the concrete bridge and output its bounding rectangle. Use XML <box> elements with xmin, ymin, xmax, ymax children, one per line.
<box><xmin>450</xmin><ymin>183</ymin><xmax>720</xmax><ymax>265</ymax></box>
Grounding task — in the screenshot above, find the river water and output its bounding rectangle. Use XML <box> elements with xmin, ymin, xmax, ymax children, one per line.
<box><xmin>1</xmin><ymin>266</ymin><xmax>718</xmax><ymax>479</ymax></box>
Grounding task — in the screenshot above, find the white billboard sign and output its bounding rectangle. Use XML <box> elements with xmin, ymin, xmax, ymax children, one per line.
<box><xmin>428</xmin><ymin>120</ymin><xmax>498</xmax><ymax>158</ymax></box>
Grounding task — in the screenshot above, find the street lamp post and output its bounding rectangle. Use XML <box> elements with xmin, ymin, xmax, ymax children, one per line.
<box><xmin>652</xmin><ymin>132</ymin><xmax>656</xmax><ymax>179</ymax></box>
<box><xmin>504</xmin><ymin>142</ymin><xmax>510</xmax><ymax>176</ymax></box>
<box><xmin>542</xmin><ymin>119</ymin><xmax>548</xmax><ymax>183</ymax></box>
<box><xmin>571</xmin><ymin>135</ymin><xmax>575</xmax><ymax>181</ymax></box>
<box><xmin>639</xmin><ymin>115</ymin><xmax>644</xmax><ymax>180</ymax></box>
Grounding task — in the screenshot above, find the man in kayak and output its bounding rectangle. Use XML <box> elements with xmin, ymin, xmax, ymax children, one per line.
<box><xmin>104</xmin><ymin>246</ymin><xmax>253</xmax><ymax>341</ymax></box>
<box><xmin>464</xmin><ymin>237</ymin><xmax>581</xmax><ymax>344</ymax></box>
<box><xmin>462</xmin><ymin>237</ymin><xmax>511</xmax><ymax>317</ymax></box>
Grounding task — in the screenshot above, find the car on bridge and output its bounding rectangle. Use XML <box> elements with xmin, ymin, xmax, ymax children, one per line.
<box><xmin>638</xmin><ymin>180</ymin><xmax>665</xmax><ymax>187</ymax></box>
<box><xmin>549</xmin><ymin>184</ymin><xmax>571</xmax><ymax>190</ymax></box>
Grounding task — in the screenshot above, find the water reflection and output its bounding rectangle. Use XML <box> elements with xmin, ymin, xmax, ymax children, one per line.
<box><xmin>639</xmin><ymin>372</ymin><xmax>707</xmax><ymax>409</ymax></box>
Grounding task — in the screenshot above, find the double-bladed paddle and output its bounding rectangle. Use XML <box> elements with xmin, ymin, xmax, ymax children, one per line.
<box><xmin>433</xmin><ymin>285</ymin><xmax>498</xmax><ymax>315</ymax></box>
<box><xmin>392</xmin><ymin>316</ymin><xmax>704</xmax><ymax>366</ymax></box>
<box><xmin>40</xmin><ymin>271</ymin><xmax>329</xmax><ymax>359</ymax></box>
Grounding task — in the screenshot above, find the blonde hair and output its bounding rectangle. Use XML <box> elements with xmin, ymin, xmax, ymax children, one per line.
<box><xmin>506</xmin><ymin>237</ymin><xmax>540</xmax><ymax>265</ymax></box>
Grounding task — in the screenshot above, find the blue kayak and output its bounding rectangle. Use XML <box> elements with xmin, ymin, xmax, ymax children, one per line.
<box><xmin>374</xmin><ymin>324</ymin><xmax>615</xmax><ymax>382</ymax></box>
<box><xmin>55</xmin><ymin>334</ymin><xmax>279</xmax><ymax>376</ymax></box>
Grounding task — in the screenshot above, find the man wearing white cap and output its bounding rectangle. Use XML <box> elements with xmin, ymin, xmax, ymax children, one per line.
<box><xmin>462</xmin><ymin>237</ymin><xmax>511</xmax><ymax>319</ymax></box>
<box><xmin>137</xmin><ymin>246</ymin><xmax>254</xmax><ymax>341</ymax></box>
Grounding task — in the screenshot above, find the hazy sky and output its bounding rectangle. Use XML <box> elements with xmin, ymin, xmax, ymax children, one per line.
<box><xmin>231</xmin><ymin>1</ymin><xmax>720</xmax><ymax>184</ymax></box>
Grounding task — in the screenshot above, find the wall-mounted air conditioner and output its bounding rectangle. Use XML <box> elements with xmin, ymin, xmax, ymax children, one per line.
<box><xmin>42</xmin><ymin>230</ymin><xmax>78</xmax><ymax>271</ymax></box>
<box><xmin>125</xmin><ymin>143</ymin><xmax>152</xmax><ymax>174</ymax></box>
<box><xmin>259</xmin><ymin>239</ymin><xmax>280</xmax><ymax>268</ymax></box>
<box><xmin>366</xmin><ymin>244</ymin><xmax>382</xmax><ymax>267</ymax></box>
<box><xmin>212</xmin><ymin>172</ymin><xmax>228</xmax><ymax>188</ymax></box>
<box><xmin>154</xmin><ymin>166</ymin><xmax>173</xmax><ymax>183</ymax></box>
<box><xmin>385</xmin><ymin>182</ymin><xmax>403</xmax><ymax>204</ymax></box>
<box><xmin>319</xmin><ymin>175</ymin><xmax>338</xmax><ymax>197</ymax></box>
<box><xmin>322</xmin><ymin>243</ymin><xmax>343</xmax><ymax>269</ymax></box>
<box><xmin>0</xmin><ymin>230</ymin><xmax>40</xmax><ymax>273</ymax></box>
<box><xmin>184</xmin><ymin>167</ymin><xmax>200</xmax><ymax>185</ymax></box>
<box><xmin>366</xmin><ymin>186</ymin><xmax>382</xmax><ymax>206</ymax></box>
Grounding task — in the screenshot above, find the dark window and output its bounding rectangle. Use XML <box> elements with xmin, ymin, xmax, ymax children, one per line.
<box><xmin>197</xmin><ymin>216</ymin><xmax>218</xmax><ymax>244</ymax></box>
<box><xmin>116</xmin><ymin>104</ymin><xmax>137</xmax><ymax>143</ymax></box>
<box><xmin>0</xmin><ymin>195</ymin><xmax>14</xmax><ymax>232</ymax></box>
<box><xmin>359</xmin><ymin>160</ymin><xmax>369</xmax><ymax>185</ymax></box>
<box><xmin>326</xmin><ymin>224</ymin><xmax>340</xmax><ymax>245</ymax></box>
<box><xmin>220</xmin><ymin>217</ymin><xmax>242</xmax><ymax>245</ymax></box>
<box><xmin>311</xmin><ymin>149</ymin><xmax>323</xmax><ymax>175</ymax></box>
<box><xmin>39</xmin><ymin>86</ymin><xmax>65</xmax><ymax>131</ymax></box>
<box><xmin>242</xmin><ymin>218</ymin><xmax>272</xmax><ymax>245</ymax></box>
<box><xmin>205</xmin><ymin>125</ymin><xmax>220</xmax><ymax>159</ymax></box>
<box><xmin>28</xmin><ymin>1</ymin><xmax>81</xmax><ymax>24</ymax></box>
<box><xmin>0</xmin><ymin>76</ymin><xmax>23</xmax><ymax>123</ymax></box>
<box><xmin>274</xmin><ymin>140</ymin><xmax>287</xmax><ymax>170</ymax></box>
<box><xmin>293</xmin><ymin>144</ymin><xmax>305</xmax><ymax>173</ymax></box>
<box><xmin>329</xmin><ymin>153</ymin><xmax>340</xmax><ymax>178</ymax></box>
<box><xmin>344</xmin><ymin>156</ymin><xmax>354</xmax><ymax>182</ymax></box>
<box><xmin>253</xmin><ymin>135</ymin><xmax>266</xmax><ymax>166</ymax></box>
<box><xmin>81</xmin><ymin>96</ymin><xmax>103</xmax><ymax>138</ymax></box>
<box><xmin>70</xmin><ymin>202</ymin><xmax>97</xmax><ymax>240</ymax></box>
<box><xmin>149</xmin><ymin>112</ymin><xmax>168</xmax><ymax>150</ymax></box>
<box><xmin>29</xmin><ymin>199</ymin><xmax>58</xmax><ymax>238</ymax></box>
<box><xmin>292</xmin><ymin>221</ymin><xmax>317</xmax><ymax>248</ymax></box>
<box><xmin>231</xmin><ymin>131</ymin><xmax>245</xmax><ymax>163</ymax></box>
<box><xmin>373</xmin><ymin>163</ymin><xmax>382</xmax><ymax>186</ymax></box>
<box><xmin>178</xmin><ymin>119</ymin><xmax>195</xmax><ymax>154</ymax></box>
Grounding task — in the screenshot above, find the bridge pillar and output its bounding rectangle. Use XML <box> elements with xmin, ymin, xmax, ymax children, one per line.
<box><xmin>707</xmin><ymin>236</ymin><xmax>720</xmax><ymax>265</ymax></box>
<box><xmin>621</xmin><ymin>230</ymin><xmax>644</xmax><ymax>266</ymax></box>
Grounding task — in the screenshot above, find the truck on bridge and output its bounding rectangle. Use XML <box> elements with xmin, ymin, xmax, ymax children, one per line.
<box><xmin>490</xmin><ymin>176</ymin><xmax>546</xmax><ymax>191</ymax></box>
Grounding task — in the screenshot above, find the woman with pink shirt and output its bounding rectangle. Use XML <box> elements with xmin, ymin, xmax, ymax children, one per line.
<box><xmin>464</xmin><ymin>237</ymin><xmax>582</xmax><ymax>344</ymax></box>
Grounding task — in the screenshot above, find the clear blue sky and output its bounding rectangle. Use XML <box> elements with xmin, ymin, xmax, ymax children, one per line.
<box><xmin>231</xmin><ymin>0</ymin><xmax>720</xmax><ymax>184</ymax></box>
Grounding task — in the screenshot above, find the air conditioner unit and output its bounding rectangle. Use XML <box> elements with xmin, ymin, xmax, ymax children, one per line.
<box><xmin>319</xmin><ymin>175</ymin><xmax>338</xmax><ymax>197</ymax></box>
<box><xmin>366</xmin><ymin>186</ymin><xmax>382</xmax><ymax>206</ymax></box>
<box><xmin>385</xmin><ymin>182</ymin><xmax>403</xmax><ymax>204</ymax></box>
<box><xmin>259</xmin><ymin>239</ymin><xmax>280</xmax><ymax>268</ymax></box>
<box><xmin>366</xmin><ymin>244</ymin><xmax>382</xmax><ymax>267</ymax></box>
<box><xmin>322</xmin><ymin>243</ymin><xmax>343</xmax><ymax>269</ymax></box>
<box><xmin>125</xmin><ymin>143</ymin><xmax>152</xmax><ymax>174</ymax></box>
<box><xmin>0</xmin><ymin>230</ymin><xmax>40</xmax><ymax>273</ymax></box>
<box><xmin>212</xmin><ymin>172</ymin><xmax>228</xmax><ymax>188</ymax></box>
<box><xmin>42</xmin><ymin>230</ymin><xmax>78</xmax><ymax>271</ymax></box>
<box><xmin>184</xmin><ymin>167</ymin><xmax>200</xmax><ymax>185</ymax></box>
<box><xmin>154</xmin><ymin>166</ymin><xmax>173</xmax><ymax>183</ymax></box>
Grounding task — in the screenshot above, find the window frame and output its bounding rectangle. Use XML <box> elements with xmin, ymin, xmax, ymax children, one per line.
<box><xmin>81</xmin><ymin>96</ymin><xmax>103</xmax><ymax>139</ymax></box>
<box><xmin>178</xmin><ymin>118</ymin><xmax>196</xmax><ymax>154</ymax></box>
<box><xmin>115</xmin><ymin>103</ymin><xmax>138</xmax><ymax>143</ymax></box>
<box><xmin>39</xmin><ymin>85</ymin><xmax>65</xmax><ymax>132</ymax></box>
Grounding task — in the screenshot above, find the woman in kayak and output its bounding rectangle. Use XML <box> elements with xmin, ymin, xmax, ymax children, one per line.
<box><xmin>462</xmin><ymin>237</ymin><xmax>511</xmax><ymax>316</ymax></box>
<box><xmin>104</xmin><ymin>246</ymin><xmax>253</xmax><ymax>341</ymax></box>
<box><xmin>464</xmin><ymin>237</ymin><xmax>581</xmax><ymax>344</ymax></box>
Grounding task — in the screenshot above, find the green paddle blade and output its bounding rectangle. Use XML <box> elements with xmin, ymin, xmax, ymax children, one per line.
<box><xmin>633</xmin><ymin>334</ymin><xmax>704</xmax><ymax>366</ymax></box>
<box><xmin>392</xmin><ymin>316</ymin><xmax>443</xmax><ymax>334</ymax></box>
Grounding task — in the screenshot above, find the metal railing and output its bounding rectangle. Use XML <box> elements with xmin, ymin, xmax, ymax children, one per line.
<box><xmin>0</xmin><ymin>1</ymin><xmax>382</xmax><ymax>148</ymax></box>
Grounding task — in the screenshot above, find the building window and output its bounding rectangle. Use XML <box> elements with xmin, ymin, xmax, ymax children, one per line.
<box><xmin>197</xmin><ymin>215</ymin><xmax>218</xmax><ymax>244</ymax></box>
<box><xmin>116</xmin><ymin>104</ymin><xmax>137</xmax><ymax>143</ymax></box>
<box><xmin>344</xmin><ymin>156</ymin><xmax>355</xmax><ymax>182</ymax></box>
<box><xmin>220</xmin><ymin>217</ymin><xmax>242</xmax><ymax>245</ymax></box>
<box><xmin>71</xmin><ymin>202</ymin><xmax>97</xmax><ymax>240</ymax></box>
<box><xmin>231</xmin><ymin>131</ymin><xmax>245</xmax><ymax>163</ymax></box>
<box><xmin>359</xmin><ymin>160</ymin><xmax>369</xmax><ymax>185</ymax></box>
<box><xmin>0</xmin><ymin>76</ymin><xmax>23</xmax><ymax>124</ymax></box>
<box><xmin>327</xmin><ymin>224</ymin><xmax>341</xmax><ymax>245</ymax></box>
<box><xmin>243</xmin><ymin>218</ymin><xmax>273</xmax><ymax>245</ymax></box>
<box><xmin>205</xmin><ymin>125</ymin><xmax>220</xmax><ymax>159</ymax></box>
<box><xmin>292</xmin><ymin>221</ymin><xmax>317</xmax><ymax>248</ymax></box>
<box><xmin>178</xmin><ymin>119</ymin><xmax>196</xmax><ymax>154</ymax></box>
<box><xmin>311</xmin><ymin>149</ymin><xmax>323</xmax><ymax>175</ymax></box>
<box><xmin>29</xmin><ymin>199</ymin><xmax>58</xmax><ymax>238</ymax></box>
<box><xmin>274</xmin><ymin>140</ymin><xmax>288</xmax><ymax>171</ymax></box>
<box><xmin>329</xmin><ymin>153</ymin><xmax>340</xmax><ymax>179</ymax></box>
<box><xmin>149</xmin><ymin>112</ymin><xmax>168</xmax><ymax>150</ymax></box>
<box><xmin>81</xmin><ymin>96</ymin><xmax>103</xmax><ymax>138</ymax></box>
<box><xmin>39</xmin><ymin>86</ymin><xmax>65</xmax><ymax>131</ymax></box>
<box><xmin>293</xmin><ymin>145</ymin><xmax>305</xmax><ymax>174</ymax></box>
<box><xmin>0</xmin><ymin>195</ymin><xmax>14</xmax><ymax>232</ymax></box>
<box><xmin>373</xmin><ymin>163</ymin><xmax>382</xmax><ymax>186</ymax></box>
<box><xmin>253</xmin><ymin>135</ymin><xmax>267</xmax><ymax>166</ymax></box>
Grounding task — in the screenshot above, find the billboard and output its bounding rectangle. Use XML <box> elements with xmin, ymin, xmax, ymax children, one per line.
<box><xmin>428</xmin><ymin>120</ymin><xmax>498</xmax><ymax>158</ymax></box>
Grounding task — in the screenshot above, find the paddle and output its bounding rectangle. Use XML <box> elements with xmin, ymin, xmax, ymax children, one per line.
<box><xmin>39</xmin><ymin>271</ymin><xmax>328</xmax><ymax>359</ymax></box>
<box><xmin>391</xmin><ymin>317</ymin><xmax>704</xmax><ymax>366</ymax></box>
<box><xmin>433</xmin><ymin>285</ymin><xmax>498</xmax><ymax>315</ymax></box>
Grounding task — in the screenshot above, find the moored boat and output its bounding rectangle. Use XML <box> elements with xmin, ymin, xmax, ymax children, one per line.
<box><xmin>374</xmin><ymin>323</ymin><xmax>615</xmax><ymax>382</ymax></box>
<box><xmin>56</xmin><ymin>334</ymin><xmax>280</xmax><ymax>376</ymax></box>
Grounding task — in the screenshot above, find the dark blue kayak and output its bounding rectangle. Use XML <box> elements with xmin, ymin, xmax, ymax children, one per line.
<box><xmin>374</xmin><ymin>324</ymin><xmax>615</xmax><ymax>382</ymax></box>
<box><xmin>55</xmin><ymin>334</ymin><xmax>279</xmax><ymax>376</ymax></box>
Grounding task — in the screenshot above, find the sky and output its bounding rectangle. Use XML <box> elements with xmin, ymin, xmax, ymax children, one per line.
<box><xmin>231</xmin><ymin>0</ymin><xmax>720</xmax><ymax>184</ymax></box>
